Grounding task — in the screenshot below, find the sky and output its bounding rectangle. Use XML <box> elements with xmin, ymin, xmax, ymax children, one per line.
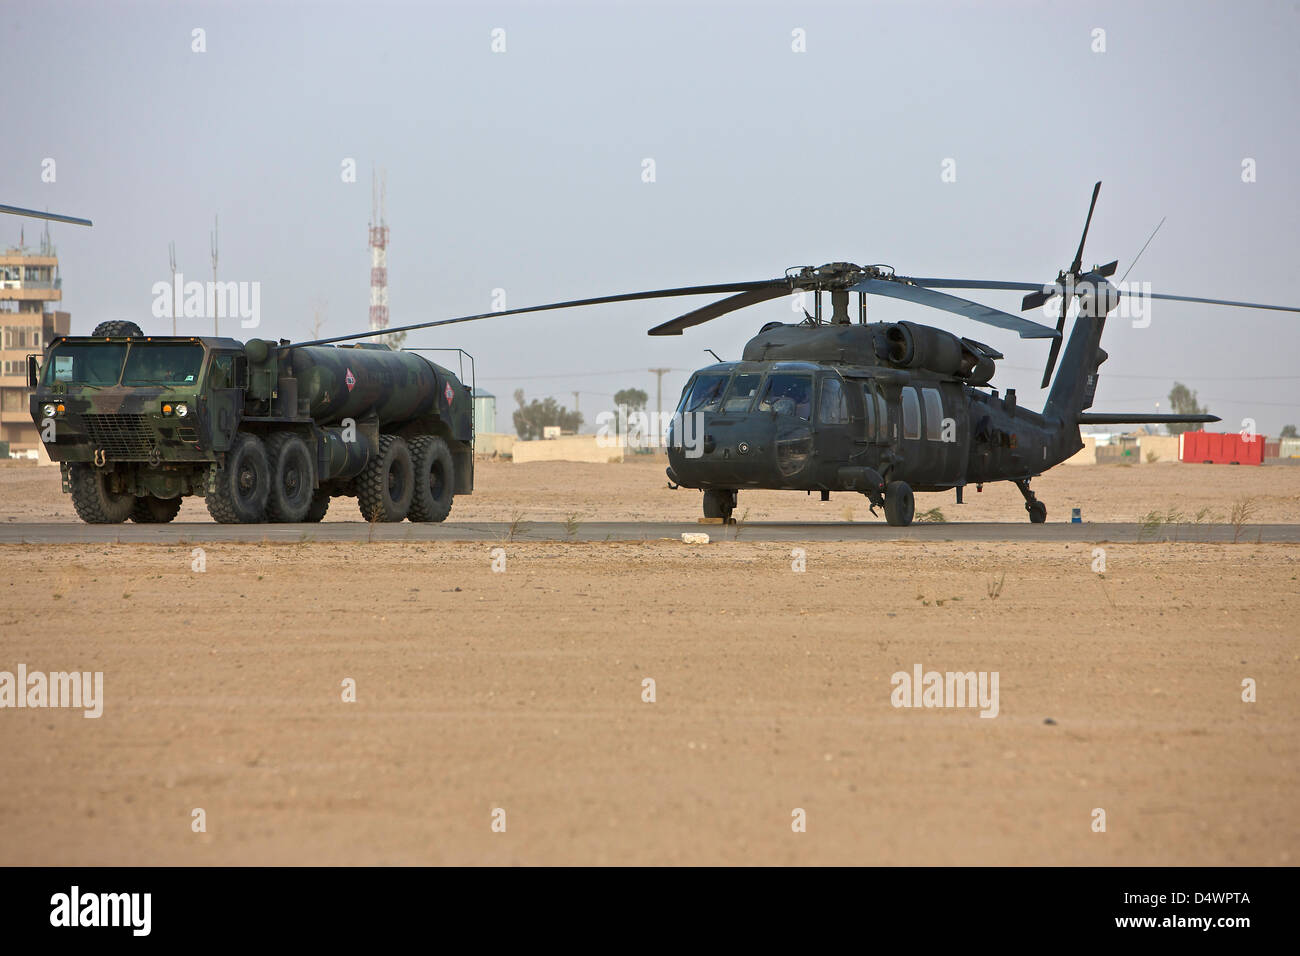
<box><xmin>5</xmin><ymin>0</ymin><xmax>1298</xmax><ymax>433</ymax></box>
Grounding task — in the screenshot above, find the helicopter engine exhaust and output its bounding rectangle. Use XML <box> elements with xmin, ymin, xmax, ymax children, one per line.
<box><xmin>883</xmin><ymin>321</ymin><xmax>994</xmax><ymax>384</ymax></box>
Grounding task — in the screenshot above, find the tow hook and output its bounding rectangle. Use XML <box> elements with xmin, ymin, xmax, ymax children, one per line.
<box><xmin>93</xmin><ymin>448</ymin><xmax>106</xmax><ymax>467</ymax></box>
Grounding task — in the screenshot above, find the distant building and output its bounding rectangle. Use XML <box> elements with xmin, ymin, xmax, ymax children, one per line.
<box><xmin>1</xmin><ymin>234</ymin><xmax>69</xmax><ymax>454</ymax></box>
<box><xmin>472</xmin><ymin>388</ymin><xmax>496</xmax><ymax>436</ymax></box>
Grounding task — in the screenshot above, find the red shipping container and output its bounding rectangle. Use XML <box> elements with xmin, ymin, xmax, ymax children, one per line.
<box><xmin>1179</xmin><ymin>431</ymin><xmax>1266</xmax><ymax>465</ymax></box>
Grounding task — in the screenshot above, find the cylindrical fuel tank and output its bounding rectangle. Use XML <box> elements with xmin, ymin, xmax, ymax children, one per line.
<box><xmin>321</xmin><ymin>425</ymin><xmax>370</xmax><ymax>479</ymax></box>
<box><xmin>292</xmin><ymin>345</ymin><xmax>440</xmax><ymax>425</ymax></box>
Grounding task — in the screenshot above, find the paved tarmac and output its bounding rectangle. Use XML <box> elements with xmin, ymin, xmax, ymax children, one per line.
<box><xmin>1</xmin><ymin>520</ymin><xmax>1296</xmax><ymax>544</ymax></box>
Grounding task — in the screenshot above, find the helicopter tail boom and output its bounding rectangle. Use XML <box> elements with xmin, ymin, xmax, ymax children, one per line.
<box><xmin>1042</xmin><ymin>306</ymin><xmax>1107</xmax><ymax>427</ymax></box>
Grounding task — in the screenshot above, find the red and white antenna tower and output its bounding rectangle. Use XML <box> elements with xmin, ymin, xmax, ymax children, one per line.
<box><xmin>368</xmin><ymin>168</ymin><xmax>389</xmax><ymax>336</ymax></box>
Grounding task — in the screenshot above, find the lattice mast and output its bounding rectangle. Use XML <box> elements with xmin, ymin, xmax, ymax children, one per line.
<box><xmin>368</xmin><ymin>169</ymin><xmax>389</xmax><ymax>337</ymax></box>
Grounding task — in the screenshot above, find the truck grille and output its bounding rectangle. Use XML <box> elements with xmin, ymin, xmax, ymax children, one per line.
<box><xmin>81</xmin><ymin>414</ymin><xmax>156</xmax><ymax>460</ymax></box>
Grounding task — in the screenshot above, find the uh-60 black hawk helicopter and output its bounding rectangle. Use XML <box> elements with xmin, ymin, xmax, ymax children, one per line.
<box><xmin>306</xmin><ymin>182</ymin><xmax>1299</xmax><ymax>526</ymax></box>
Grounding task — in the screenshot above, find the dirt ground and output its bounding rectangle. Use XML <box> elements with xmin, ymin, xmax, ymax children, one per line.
<box><xmin>0</xmin><ymin>458</ymin><xmax>1297</xmax><ymax>865</ymax></box>
<box><xmin>4</xmin><ymin>453</ymin><xmax>1300</xmax><ymax>525</ymax></box>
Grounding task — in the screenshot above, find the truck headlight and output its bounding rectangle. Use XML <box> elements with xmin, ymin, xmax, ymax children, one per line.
<box><xmin>42</xmin><ymin>403</ymin><xmax>56</xmax><ymax>419</ymax></box>
<box><xmin>175</xmin><ymin>403</ymin><xmax>189</xmax><ymax>417</ymax></box>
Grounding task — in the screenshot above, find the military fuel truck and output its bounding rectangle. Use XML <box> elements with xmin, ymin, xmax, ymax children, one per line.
<box><xmin>27</xmin><ymin>320</ymin><xmax>474</xmax><ymax>524</ymax></box>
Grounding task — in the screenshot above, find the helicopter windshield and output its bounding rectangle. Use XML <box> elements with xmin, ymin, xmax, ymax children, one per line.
<box><xmin>757</xmin><ymin>373</ymin><xmax>813</xmax><ymax>420</ymax></box>
<box><xmin>722</xmin><ymin>373</ymin><xmax>762</xmax><ymax>412</ymax></box>
<box><xmin>680</xmin><ymin>373</ymin><xmax>728</xmax><ymax>413</ymax></box>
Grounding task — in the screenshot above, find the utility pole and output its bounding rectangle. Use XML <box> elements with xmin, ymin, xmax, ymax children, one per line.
<box><xmin>168</xmin><ymin>241</ymin><xmax>177</xmax><ymax>335</ymax></box>
<box><xmin>369</xmin><ymin>168</ymin><xmax>389</xmax><ymax>342</ymax></box>
<box><xmin>648</xmin><ymin>367</ymin><xmax>671</xmax><ymax>451</ymax></box>
<box><xmin>209</xmin><ymin>215</ymin><xmax>219</xmax><ymax>337</ymax></box>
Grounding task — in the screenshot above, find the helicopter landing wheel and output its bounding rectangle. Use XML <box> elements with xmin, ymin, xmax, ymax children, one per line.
<box><xmin>702</xmin><ymin>489</ymin><xmax>736</xmax><ymax>522</ymax></box>
<box><xmin>1014</xmin><ymin>478</ymin><xmax>1046</xmax><ymax>523</ymax></box>
<box><xmin>883</xmin><ymin>481</ymin><xmax>914</xmax><ymax>527</ymax></box>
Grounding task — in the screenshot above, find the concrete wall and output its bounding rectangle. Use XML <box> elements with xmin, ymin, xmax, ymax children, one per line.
<box><xmin>1062</xmin><ymin>435</ymin><xmax>1096</xmax><ymax>465</ymax></box>
<box><xmin>511</xmin><ymin>434</ymin><xmax>624</xmax><ymax>464</ymax></box>
<box><xmin>1138</xmin><ymin>434</ymin><xmax>1180</xmax><ymax>463</ymax></box>
<box><xmin>475</xmin><ymin>432</ymin><xmax>516</xmax><ymax>457</ymax></box>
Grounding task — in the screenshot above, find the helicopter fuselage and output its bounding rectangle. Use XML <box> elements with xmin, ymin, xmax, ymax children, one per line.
<box><xmin>667</xmin><ymin>359</ymin><xmax>1072</xmax><ymax>494</ymax></box>
<box><xmin>665</xmin><ymin>320</ymin><xmax>1086</xmax><ymax>517</ymax></box>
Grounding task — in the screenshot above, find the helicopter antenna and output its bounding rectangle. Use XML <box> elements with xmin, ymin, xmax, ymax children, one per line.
<box><xmin>1119</xmin><ymin>216</ymin><xmax>1166</xmax><ymax>285</ymax></box>
<box><xmin>704</xmin><ymin>348</ymin><xmax>723</xmax><ymax>363</ymax></box>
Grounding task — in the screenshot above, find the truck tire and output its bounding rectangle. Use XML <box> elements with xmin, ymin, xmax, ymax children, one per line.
<box><xmin>91</xmin><ymin>320</ymin><xmax>144</xmax><ymax>337</ymax></box>
<box><xmin>408</xmin><ymin>435</ymin><xmax>455</xmax><ymax>522</ymax></box>
<box><xmin>206</xmin><ymin>432</ymin><xmax>270</xmax><ymax>523</ymax></box>
<box><xmin>357</xmin><ymin>434</ymin><xmax>413</xmax><ymax>522</ymax></box>
<box><xmin>264</xmin><ymin>432</ymin><xmax>316</xmax><ymax>522</ymax></box>
<box><xmin>69</xmin><ymin>464</ymin><xmax>135</xmax><ymax>524</ymax></box>
<box><xmin>130</xmin><ymin>495</ymin><xmax>182</xmax><ymax>523</ymax></box>
<box><xmin>304</xmin><ymin>489</ymin><xmax>330</xmax><ymax>522</ymax></box>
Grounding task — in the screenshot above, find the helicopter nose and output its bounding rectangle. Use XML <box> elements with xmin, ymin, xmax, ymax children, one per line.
<box><xmin>670</xmin><ymin>416</ymin><xmax>765</xmax><ymax>481</ymax></box>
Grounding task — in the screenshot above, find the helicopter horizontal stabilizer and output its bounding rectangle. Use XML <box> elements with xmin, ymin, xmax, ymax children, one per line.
<box><xmin>1075</xmin><ymin>413</ymin><xmax>1220</xmax><ymax>425</ymax></box>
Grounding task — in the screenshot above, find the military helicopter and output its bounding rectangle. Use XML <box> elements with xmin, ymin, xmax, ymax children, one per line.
<box><xmin>300</xmin><ymin>182</ymin><xmax>1298</xmax><ymax>525</ymax></box>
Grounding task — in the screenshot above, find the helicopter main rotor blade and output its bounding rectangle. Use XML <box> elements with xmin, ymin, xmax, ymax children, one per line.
<box><xmin>904</xmin><ymin>277</ymin><xmax>1046</xmax><ymax>292</ymax></box>
<box><xmin>648</xmin><ymin>286</ymin><xmax>792</xmax><ymax>335</ymax></box>
<box><xmin>291</xmin><ymin>278</ymin><xmax>788</xmax><ymax>347</ymax></box>
<box><xmin>1116</xmin><ymin>290</ymin><xmax>1300</xmax><ymax>313</ymax></box>
<box><xmin>0</xmin><ymin>204</ymin><xmax>93</xmax><ymax>227</ymax></box>
<box><xmin>851</xmin><ymin>278</ymin><xmax>1061</xmax><ymax>339</ymax></box>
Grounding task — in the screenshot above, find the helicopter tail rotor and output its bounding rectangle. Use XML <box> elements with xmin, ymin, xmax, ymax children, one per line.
<box><xmin>1033</xmin><ymin>182</ymin><xmax>1103</xmax><ymax>389</ymax></box>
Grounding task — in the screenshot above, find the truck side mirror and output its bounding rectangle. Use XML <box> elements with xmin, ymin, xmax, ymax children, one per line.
<box><xmin>233</xmin><ymin>356</ymin><xmax>248</xmax><ymax>389</ymax></box>
<box><xmin>26</xmin><ymin>354</ymin><xmax>39</xmax><ymax>389</ymax></box>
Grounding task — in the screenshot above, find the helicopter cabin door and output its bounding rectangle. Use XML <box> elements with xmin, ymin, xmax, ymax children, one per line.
<box><xmin>899</xmin><ymin>382</ymin><xmax>965</xmax><ymax>486</ymax></box>
<box><xmin>815</xmin><ymin>372</ymin><xmax>852</xmax><ymax>469</ymax></box>
<box><xmin>855</xmin><ymin>379</ymin><xmax>889</xmax><ymax>448</ymax></box>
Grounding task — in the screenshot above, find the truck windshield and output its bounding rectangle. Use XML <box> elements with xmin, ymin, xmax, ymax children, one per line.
<box><xmin>43</xmin><ymin>342</ymin><xmax>129</xmax><ymax>386</ymax></box>
<box><xmin>121</xmin><ymin>344</ymin><xmax>205</xmax><ymax>386</ymax></box>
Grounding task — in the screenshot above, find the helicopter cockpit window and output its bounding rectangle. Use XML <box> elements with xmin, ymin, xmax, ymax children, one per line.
<box><xmin>862</xmin><ymin>384</ymin><xmax>876</xmax><ymax>436</ymax></box>
<box><xmin>757</xmin><ymin>373</ymin><xmax>813</xmax><ymax>420</ymax></box>
<box><xmin>901</xmin><ymin>386</ymin><xmax>921</xmax><ymax>440</ymax></box>
<box><xmin>681</xmin><ymin>373</ymin><xmax>728</xmax><ymax>413</ymax></box>
<box><xmin>818</xmin><ymin>377</ymin><xmax>849</xmax><ymax>424</ymax></box>
<box><xmin>722</xmin><ymin>373</ymin><xmax>762</xmax><ymax>412</ymax></box>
